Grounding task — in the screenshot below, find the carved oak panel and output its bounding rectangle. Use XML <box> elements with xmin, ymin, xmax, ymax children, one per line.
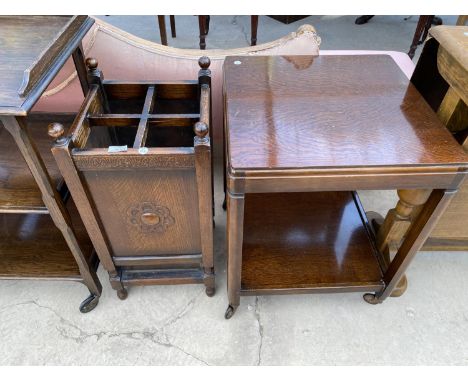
<box><xmin>82</xmin><ymin>168</ymin><xmax>201</xmax><ymax>256</ymax></box>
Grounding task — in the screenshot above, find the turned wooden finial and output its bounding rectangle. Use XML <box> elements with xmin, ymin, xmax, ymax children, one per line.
<box><xmin>198</xmin><ymin>56</ymin><xmax>210</xmax><ymax>70</ymax></box>
<box><xmin>85</xmin><ymin>57</ymin><xmax>98</xmax><ymax>70</ymax></box>
<box><xmin>194</xmin><ymin>121</ymin><xmax>209</xmax><ymax>139</ymax></box>
<box><xmin>48</xmin><ymin>122</ymin><xmax>65</xmax><ymax>140</ymax></box>
<box><xmin>198</xmin><ymin>56</ymin><xmax>211</xmax><ymax>87</ymax></box>
<box><xmin>48</xmin><ymin>122</ymin><xmax>67</xmax><ymax>145</ymax></box>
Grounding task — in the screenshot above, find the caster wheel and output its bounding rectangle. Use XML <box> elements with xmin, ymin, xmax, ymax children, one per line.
<box><xmin>224</xmin><ymin>305</ymin><xmax>236</xmax><ymax>319</ymax></box>
<box><xmin>205</xmin><ymin>287</ymin><xmax>215</xmax><ymax>297</ymax></box>
<box><xmin>79</xmin><ymin>294</ymin><xmax>99</xmax><ymax>313</ymax></box>
<box><xmin>363</xmin><ymin>293</ymin><xmax>381</xmax><ymax>305</ymax></box>
<box><xmin>117</xmin><ymin>288</ymin><xmax>128</xmax><ymax>300</ymax></box>
<box><xmin>222</xmin><ymin>199</ymin><xmax>227</xmax><ymax>211</ymax></box>
<box><xmin>365</xmin><ymin>211</ymin><xmax>383</xmax><ymax>233</ymax></box>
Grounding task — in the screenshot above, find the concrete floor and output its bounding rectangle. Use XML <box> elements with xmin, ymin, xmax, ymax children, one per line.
<box><xmin>1</xmin><ymin>15</ymin><xmax>467</xmax><ymax>366</ymax></box>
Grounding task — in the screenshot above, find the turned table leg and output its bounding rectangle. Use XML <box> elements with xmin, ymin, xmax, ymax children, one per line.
<box><xmin>364</xmin><ymin>188</ymin><xmax>457</xmax><ymax>304</ymax></box>
<box><xmin>374</xmin><ymin>189</ymin><xmax>432</xmax><ymax>296</ymax></box>
<box><xmin>376</xmin><ymin>189</ymin><xmax>431</xmax><ymax>254</ymax></box>
<box><xmin>225</xmin><ymin>191</ymin><xmax>245</xmax><ymax>319</ymax></box>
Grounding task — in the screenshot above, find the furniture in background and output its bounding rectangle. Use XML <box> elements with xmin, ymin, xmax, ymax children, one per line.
<box><xmin>354</xmin><ymin>15</ymin><xmax>443</xmax><ymax>58</ymax></box>
<box><xmin>198</xmin><ymin>16</ymin><xmax>258</xmax><ymax>48</ymax></box>
<box><xmin>223</xmin><ymin>54</ymin><xmax>468</xmax><ymax>318</ymax></box>
<box><xmin>356</xmin><ymin>15</ymin><xmax>467</xmax><ymax>27</ymax></box>
<box><xmin>375</xmin><ymin>25</ymin><xmax>468</xmax><ymax>254</ymax></box>
<box><xmin>157</xmin><ymin>15</ymin><xmax>176</xmax><ymax>46</ymax></box>
<box><xmin>457</xmin><ymin>15</ymin><xmax>468</xmax><ymax>25</ymax></box>
<box><xmin>250</xmin><ymin>16</ymin><xmax>259</xmax><ymax>46</ymax></box>
<box><xmin>49</xmin><ymin>57</ymin><xmax>215</xmax><ymax>299</ymax></box>
<box><xmin>0</xmin><ymin>16</ymin><xmax>102</xmax><ymax>313</ymax></box>
<box><xmin>197</xmin><ymin>15</ymin><xmax>210</xmax><ymax>49</ymax></box>
<box><xmin>268</xmin><ymin>16</ymin><xmax>309</xmax><ymax>24</ymax></box>
<box><xmin>157</xmin><ymin>15</ymin><xmax>259</xmax><ymax>49</ymax></box>
<box><xmin>354</xmin><ymin>15</ymin><xmax>375</xmax><ymax>25</ymax></box>
<box><xmin>408</xmin><ymin>16</ymin><xmax>442</xmax><ymax>58</ymax></box>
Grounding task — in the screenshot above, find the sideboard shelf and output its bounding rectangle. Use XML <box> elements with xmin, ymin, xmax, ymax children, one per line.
<box><xmin>0</xmin><ymin>199</ymin><xmax>97</xmax><ymax>280</ymax></box>
<box><xmin>0</xmin><ymin>114</ymin><xmax>97</xmax><ymax>280</ymax></box>
<box><xmin>0</xmin><ymin>114</ymin><xmax>73</xmax><ymax>213</ymax></box>
<box><xmin>240</xmin><ymin>191</ymin><xmax>385</xmax><ymax>295</ymax></box>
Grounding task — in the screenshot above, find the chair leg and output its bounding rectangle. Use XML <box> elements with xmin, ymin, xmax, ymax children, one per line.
<box><xmin>206</xmin><ymin>15</ymin><xmax>210</xmax><ymax>34</ymax></box>
<box><xmin>420</xmin><ymin>16</ymin><xmax>442</xmax><ymax>44</ymax></box>
<box><xmin>198</xmin><ymin>16</ymin><xmax>208</xmax><ymax>49</ymax></box>
<box><xmin>157</xmin><ymin>15</ymin><xmax>168</xmax><ymax>46</ymax></box>
<box><xmin>170</xmin><ymin>15</ymin><xmax>176</xmax><ymax>38</ymax></box>
<box><xmin>420</xmin><ymin>16</ymin><xmax>436</xmax><ymax>42</ymax></box>
<box><xmin>355</xmin><ymin>15</ymin><xmax>374</xmax><ymax>25</ymax></box>
<box><xmin>408</xmin><ymin>15</ymin><xmax>432</xmax><ymax>59</ymax></box>
<box><xmin>251</xmin><ymin>16</ymin><xmax>258</xmax><ymax>46</ymax></box>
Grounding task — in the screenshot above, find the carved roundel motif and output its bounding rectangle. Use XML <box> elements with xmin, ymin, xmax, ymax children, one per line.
<box><xmin>127</xmin><ymin>202</ymin><xmax>175</xmax><ymax>234</ymax></box>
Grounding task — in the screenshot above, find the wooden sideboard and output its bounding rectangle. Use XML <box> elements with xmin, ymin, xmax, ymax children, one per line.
<box><xmin>0</xmin><ymin>16</ymin><xmax>102</xmax><ymax>312</ymax></box>
<box><xmin>376</xmin><ymin>25</ymin><xmax>468</xmax><ymax>254</ymax></box>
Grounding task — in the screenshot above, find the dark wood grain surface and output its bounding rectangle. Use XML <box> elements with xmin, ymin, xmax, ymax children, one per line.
<box><xmin>0</xmin><ymin>16</ymin><xmax>93</xmax><ymax>115</ymax></box>
<box><xmin>83</xmin><ymin>168</ymin><xmax>202</xmax><ymax>257</ymax></box>
<box><xmin>224</xmin><ymin>55</ymin><xmax>468</xmax><ymax>171</ymax></box>
<box><xmin>241</xmin><ymin>191</ymin><xmax>383</xmax><ymax>292</ymax></box>
<box><xmin>0</xmin><ymin>114</ymin><xmax>73</xmax><ymax>212</ymax></box>
<box><xmin>0</xmin><ymin>198</ymin><xmax>95</xmax><ymax>279</ymax></box>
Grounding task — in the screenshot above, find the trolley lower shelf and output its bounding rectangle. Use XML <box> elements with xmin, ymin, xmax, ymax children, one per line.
<box><xmin>240</xmin><ymin>191</ymin><xmax>385</xmax><ymax>295</ymax></box>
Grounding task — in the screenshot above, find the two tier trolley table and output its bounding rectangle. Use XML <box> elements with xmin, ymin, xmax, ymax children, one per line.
<box><xmin>223</xmin><ymin>55</ymin><xmax>468</xmax><ymax>318</ymax></box>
